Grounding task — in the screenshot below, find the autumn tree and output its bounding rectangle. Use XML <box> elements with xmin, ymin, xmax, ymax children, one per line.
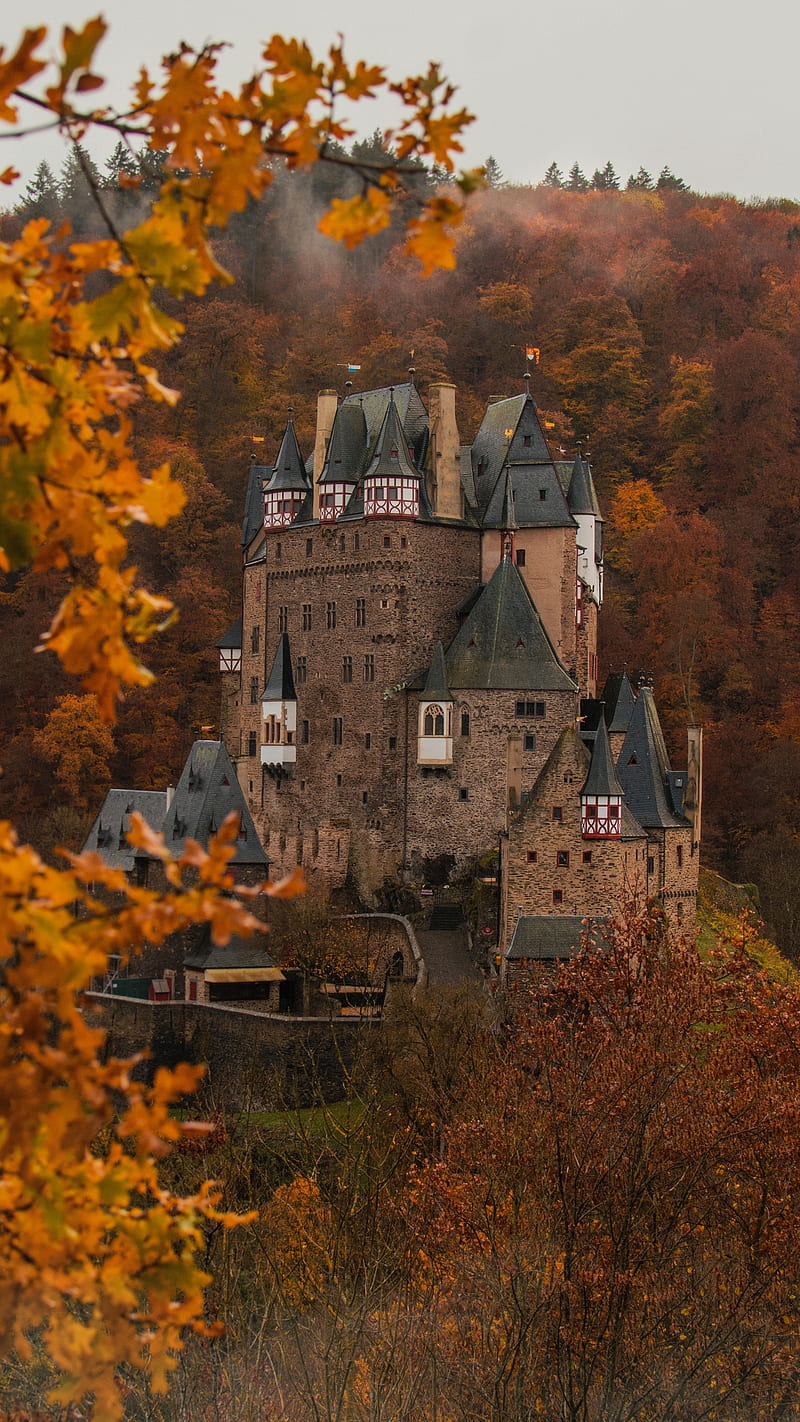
<box><xmin>31</xmin><ymin>691</ymin><xmax>115</xmax><ymax>809</ymax></box>
<box><xmin>0</xmin><ymin>17</ymin><xmax>475</xmax><ymax>1417</ymax></box>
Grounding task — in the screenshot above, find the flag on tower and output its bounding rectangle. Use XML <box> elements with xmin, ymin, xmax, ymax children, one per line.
<box><xmin>526</xmin><ymin>345</ymin><xmax>540</xmax><ymax>364</ymax></box>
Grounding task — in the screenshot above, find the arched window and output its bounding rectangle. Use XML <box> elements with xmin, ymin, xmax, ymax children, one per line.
<box><xmin>424</xmin><ymin>704</ymin><xmax>445</xmax><ymax>737</ymax></box>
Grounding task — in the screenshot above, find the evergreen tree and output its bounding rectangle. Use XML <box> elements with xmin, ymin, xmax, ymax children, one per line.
<box><xmin>627</xmin><ymin>166</ymin><xmax>654</xmax><ymax>190</ymax></box>
<box><xmin>15</xmin><ymin>159</ymin><xmax>59</xmax><ymax>222</ymax></box>
<box><xmin>483</xmin><ymin>154</ymin><xmax>504</xmax><ymax>188</ymax></box>
<box><xmin>591</xmin><ymin>161</ymin><xmax>620</xmax><ymax>191</ymax></box>
<box><xmin>657</xmin><ymin>165</ymin><xmax>689</xmax><ymax>191</ymax></box>
<box><xmin>542</xmin><ymin>161</ymin><xmax>563</xmax><ymax>188</ymax></box>
<box><xmin>566</xmin><ymin>162</ymin><xmax>589</xmax><ymax>193</ymax></box>
<box><xmin>104</xmin><ymin>140</ymin><xmax>138</xmax><ymax>188</ymax></box>
<box><xmin>58</xmin><ymin>144</ymin><xmax>103</xmax><ymax>232</ymax></box>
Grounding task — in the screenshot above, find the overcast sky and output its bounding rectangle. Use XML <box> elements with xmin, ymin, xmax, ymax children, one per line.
<box><xmin>8</xmin><ymin>0</ymin><xmax>799</xmax><ymax>200</ymax></box>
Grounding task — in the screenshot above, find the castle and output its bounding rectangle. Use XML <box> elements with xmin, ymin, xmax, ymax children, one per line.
<box><xmin>216</xmin><ymin>378</ymin><xmax>702</xmax><ymax>965</ymax></box>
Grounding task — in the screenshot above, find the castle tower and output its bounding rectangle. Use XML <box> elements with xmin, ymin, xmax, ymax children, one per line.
<box><xmin>260</xmin><ymin>633</ymin><xmax>297</xmax><ymax>773</ymax></box>
<box><xmin>263</xmin><ymin>413</ymin><xmax>311</xmax><ymax>529</ymax></box>
<box><xmin>362</xmin><ymin>394</ymin><xmax>431</xmax><ymax>519</ymax></box>
<box><xmin>567</xmin><ymin>447</ymin><xmax>604</xmax><ymax>606</ymax></box>
<box><xmin>580</xmin><ymin>715</ymin><xmax>623</xmax><ymax>838</ymax></box>
<box><xmin>317</xmin><ymin>401</ymin><xmax>366</xmax><ymax>522</ymax></box>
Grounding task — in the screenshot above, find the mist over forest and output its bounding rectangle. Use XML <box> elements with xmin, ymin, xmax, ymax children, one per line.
<box><xmin>3</xmin><ymin>142</ymin><xmax>800</xmax><ymax>953</ymax></box>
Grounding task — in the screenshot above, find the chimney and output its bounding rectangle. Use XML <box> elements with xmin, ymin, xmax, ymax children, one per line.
<box><xmin>427</xmin><ymin>383</ymin><xmax>462</xmax><ymax>519</ymax></box>
<box><xmin>165</xmin><ymin>784</ymin><xmax>174</xmax><ymax>811</ymax></box>
<box><xmin>312</xmin><ymin>389</ymin><xmax>339</xmax><ymax>520</ymax></box>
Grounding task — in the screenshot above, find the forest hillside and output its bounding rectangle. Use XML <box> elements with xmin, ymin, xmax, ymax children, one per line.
<box><xmin>3</xmin><ymin>153</ymin><xmax>799</xmax><ymax>952</ymax></box>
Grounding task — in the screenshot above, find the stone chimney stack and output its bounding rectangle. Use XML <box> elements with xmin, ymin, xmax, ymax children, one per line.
<box><xmin>427</xmin><ymin>383</ymin><xmax>462</xmax><ymax>519</ymax></box>
<box><xmin>312</xmin><ymin>389</ymin><xmax>339</xmax><ymax>520</ymax></box>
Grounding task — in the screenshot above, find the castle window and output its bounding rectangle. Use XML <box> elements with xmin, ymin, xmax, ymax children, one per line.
<box><xmin>326</xmin><ymin>601</ymin><xmax>337</xmax><ymax>629</ymax></box>
<box><xmin>364</xmin><ymin>655</ymin><xmax>375</xmax><ymax>683</ymax></box>
<box><xmin>250</xmin><ymin>677</ymin><xmax>259</xmax><ymax>704</ymax></box>
<box><xmin>461</xmin><ymin>710</ymin><xmax>470</xmax><ymax>737</ymax></box>
<box><xmin>381</xmin><ymin>599</ymin><xmax>389</xmax><ymax>608</ymax></box>
<box><xmin>364</xmin><ymin>733</ymin><xmax>371</xmax><ymax>750</ymax></box>
<box><xmin>523</xmin><ymin>434</ymin><xmax>532</xmax><ymax>447</ymax></box>
<box><xmin>339</xmin><ymin>533</ymin><xmax>346</xmax><ymax>553</ymax></box>
<box><xmin>539</xmin><ymin>488</ymin><xmax>547</xmax><ymax>501</ymax></box>
<box><xmin>333</xmin><ymin>717</ymin><xmax>343</xmax><ymax>746</ymax></box>
<box><xmin>524</xmin><ymin>733</ymin><xmax>536</xmax><ymax>752</ymax></box>
<box><xmin>527</xmin><ymin>850</ymin><xmax>538</xmax><ymax>863</ymax></box>
<box><xmin>248</xmin><ymin>731</ymin><xmax>257</xmax><ymax>757</ymax></box>
<box><xmin>306</xmin><ymin>538</ymin><xmax>313</xmax><ymax>556</ymax></box>
<box><xmin>389</xmin><ymin>736</ymin><xmax>397</xmax><ymax>750</ymax></box>
<box><xmin>296</xmin><ymin>656</ymin><xmax>307</xmax><ymax>684</ymax></box>
<box><xmin>302</xmin><ymin>603</ymin><xmax>312</xmax><ymax>630</ymax></box>
<box><xmin>278</xmin><ymin>606</ymin><xmax>288</xmax><ymax>633</ymax></box>
<box><xmin>516</xmin><ymin>548</ymin><xmax>526</xmax><ymax>567</ymax></box>
<box><xmin>275</xmin><ymin>542</ymin><xmax>282</xmax><ymax>560</ymax></box>
<box><xmin>251</xmin><ymin>625</ymin><xmax>260</xmax><ymax>653</ymax></box>
<box><xmin>400</xmin><ymin>535</ymin><xmax>408</xmax><ymax>549</ymax></box>
<box><xmin>301</xmin><ymin>720</ymin><xmax>309</xmax><ymax>745</ymax></box>
<box><xmin>647</xmin><ymin>856</ymin><xmax>655</xmax><ymax>875</ymax></box>
<box><xmin>336</xmin><ymin>773</ymin><xmax>342</xmax><ymax>787</ymax></box>
<box><xmin>459</xmin><ymin>788</ymin><xmax>469</xmax><ymax>801</ymax></box>
<box><xmin>342</xmin><ymin>656</ymin><xmax>353</xmax><ymax>683</ymax></box>
<box><xmin>553</xmin><ymin>889</ymin><xmax>563</xmax><ymax>905</ymax></box>
<box><xmin>354</xmin><ymin>531</ymin><xmax>360</xmax><ymax>551</ymax></box>
<box><xmin>424</xmin><ymin>705</ymin><xmax>446</xmax><ymax>737</ymax></box>
<box><xmin>677</xmin><ymin>844</ymin><xmax>683</xmax><ymax>867</ymax></box>
<box><xmin>552</xmin><ymin>806</ymin><xmax>563</xmax><ymax>822</ymax></box>
<box><xmin>383</xmin><ymin>535</ymin><xmax>391</xmax><ymax>548</ymax></box>
<box><xmin>516</xmin><ymin>700</ymin><xmax>546</xmax><ymax>718</ymax></box>
<box><xmin>583</xmin><ymin>850</ymin><xmax>592</xmax><ymax>864</ymax></box>
<box><xmin>356</xmin><ymin>597</ymin><xmax>366</xmax><ymax>627</ymax></box>
<box><xmin>557</xmin><ymin>850</ymin><xmax>570</xmax><ymax>868</ymax></box>
<box><xmin>362</xmin><ymin>791</ymin><xmax>368</xmax><ymax>804</ymax></box>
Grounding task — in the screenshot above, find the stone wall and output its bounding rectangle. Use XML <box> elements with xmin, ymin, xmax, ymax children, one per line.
<box><xmin>85</xmin><ymin>994</ymin><xmax>373</xmax><ymax>1109</ymax></box>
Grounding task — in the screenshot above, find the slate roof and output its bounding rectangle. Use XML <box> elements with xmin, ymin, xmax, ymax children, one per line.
<box><xmin>318</xmin><ymin>401</ymin><xmax>367</xmax><ymax>484</ymax></box>
<box><xmin>156</xmin><ymin>740</ymin><xmax>268</xmax><ymax>865</ymax></box>
<box><xmin>215</xmin><ymin>617</ymin><xmax>242</xmax><ymax>650</ymax></box>
<box><xmin>603</xmin><ymin>670</ymin><xmax>637</xmax><ymax>734</ymax></box>
<box><xmin>422</xmin><ymin>641</ymin><xmax>450</xmax><ymax>699</ymax></box>
<box><xmin>343</xmin><ymin>381</ymin><xmax>429</xmax><ymax>465</ymax></box>
<box><xmin>505</xmin><ymin>915</ymin><xmax>608</xmax><ymax>961</ymax></box>
<box><xmin>262</xmin><ymin>632</ymin><xmax>297</xmax><ymax>701</ymax></box>
<box><xmin>365</xmin><ymin>395</ymin><xmax>421</xmax><ymax>483</ymax></box>
<box><xmin>567</xmin><ymin>451</ymin><xmax>602</xmax><ymax>518</ymax></box>
<box><xmin>469</xmin><ymin>394</ymin><xmax>575</xmax><ymax>530</ymax></box>
<box><xmin>444</xmin><ymin>556</ymin><xmax>577</xmax><ymax>691</ymax></box>
<box><xmin>616</xmin><ymin>687</ymin><xmax>686</xmax><ymax>829</ymax></box>
<box><xmin>82</xmin><ymin>789</ymin><xmax>168</xmax><ymax>872</ymax></box>
<box><xmin>581</xmin><ymin>715</ymin><xmax>624</xmax><ymax>798</ymax></box>
<box><xmin>264</xmin><ymin>416</ymin><xmax>311</xmax><ymax>494</ymax></box>
<box><xmin>241</xmin><ymin>463</ymin><xmax>267</xmax><ymax>546</ymax></box>
<box><xmin>184</xmin><ymin>925</ymin><xmax>282</xmax><ymax>976</ymax></box>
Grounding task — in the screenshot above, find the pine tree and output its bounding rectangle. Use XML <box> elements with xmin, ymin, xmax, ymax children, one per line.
<box><xmin>566</xmin><ymin>162</ymin><xmax>589</xmax><ymax>193</ymax></box>
<box><xmin>542</xmin><ymin>161</ymin><xmax>563</xmax><ymax>188</ymax></box>
<box><xmin>657</xmin><ymin>165</ymin><xmax>689</xmax><ymax>191</ymax></box>
<box><xmin>591</xmin><ymin>161</ymin><xmax>620</xmax><ymax>191</ymax></box>
<box><xmin>15</xmin><ymin>159</ymin><xmax>59</xmax><ymax>221</ymax></box>
<box><xmin>627</xmin><ymin>166</ymin><xmax>654</xmax><ymax>190</ymax></box>
<box><xmin>483</xmin><ymin>154</ymin><xmax>504</xmax><ymax>188</ymax></box>
<box><xmin>104</xmin><ymin>139</ymin><xmax>138</xmax><ymax>187</ymax></box>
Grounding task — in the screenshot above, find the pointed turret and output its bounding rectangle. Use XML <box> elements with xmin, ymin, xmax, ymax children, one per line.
<box><xmin>417</xmin><ymin>641</ymin><xmax>454</xmax><ymax>765</ymax></box>
<box><xmin>472</xmin><ymin>394</ymin><xmax>574</xmax><ymax>530</ymax></box>
<box><xmin>580</xmin><ymin>714</ymin><xmax>624</xmax><ymax>837</ymax></box>
<box><xmin>567</xmin><ymin>447</ymin><xmax>604</xmax><ymax>604</ymax></box>
<box><xmin>318</xmin><ymin>401</ymin><xmax>366</xmax><ymax>522</ymax></box>
<box><xmin>241</xmin><ymin>462</ymin><xmax>268</xmax><ymax>547</ymax></box>
<box><xmin>616</xmin><ymin>686</ymin><xmax>684</xmax><ymax>829</ymax></box>
<box><xmin>260</xmin><ymin>633</ymin><xmax>297</xmax><ymax>772</ymax></box>
<box><xmin>363</xmin><ymin>394</ymin><xmax>430</xmax><ymax>519</ymax></box>
<box><xmin>264</xmin><ymin>413</ymin><xmax>311</xmax><ymax>529</ymax></box>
